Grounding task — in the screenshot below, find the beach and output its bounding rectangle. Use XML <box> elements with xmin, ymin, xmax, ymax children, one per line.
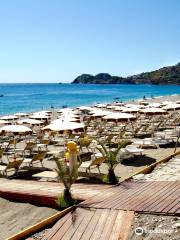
<box><xmin>0</xmin><ymin>93</ymin><xmax>179</xmax><ymax>239</ymax></box>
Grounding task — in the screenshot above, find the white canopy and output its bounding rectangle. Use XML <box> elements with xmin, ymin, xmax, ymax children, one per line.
<box><xmin>0</xmin><ymin>120</ymin><xmax>9</xmax><ymax>125</ymax></box>
<box><xmin>15</xmin><ymin>113</ymin><xmax>29</xmax><ymax>117</ymax></box>
<box><xmin>0</xmin><ymin>125</ymin><xmax>32</xmax><ymax>133</ymax></box>
<box><xmin>0</xmin><ymin>115</ymin><xmax>19</xmax><ymax>120</ymax></box>
<box><xmin>140</xmin><ymin>108</ymin><xmax>166</xmax><ymax>114</ymax></box>
<box><xmin>17</xmin><ymin>118</ymin><xmax>43</xmax><ymax>125</ymax></box>
<box><xmin>91</xmin><ymin>110</ymin><xmax>111</xmax><ymax>117</ymax></box>
<box><xmin>163</xmin><ymin>103</ymin><xmax>180</xmax><ymax>110</ymax></box>
<box><xmin>122</xmin><ymin>107</ymin><xmax>140</xmax><ymax>113</ymax></box>
<box><xmin>42</xmin><ymin>122</ymin><xmax>85</xmax><ymax>132</ymax></box>
<box><xmin>103</xmin><ymin>113</ymin><xmax>136</xmax><ymax>121</ymax></box>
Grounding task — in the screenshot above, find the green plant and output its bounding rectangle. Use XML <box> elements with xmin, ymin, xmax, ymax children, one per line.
<box><xmin>95</xmin><ymin>139</ymin><xmax>129</xmax><ymax>184</ymax></box>
<box><xmin>79</xmin><ymin>135</ymin><xmax>92</xmax><ymax>150</ymax></box>
<box><xmin>55</xmin><ymin>158</ymin><xmax>78</xmax><ymax>208</ymax></box>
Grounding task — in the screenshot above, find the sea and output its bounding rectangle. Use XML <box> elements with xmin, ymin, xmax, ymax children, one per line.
<box><xmin>0</xmin><ymin>83</ymin><xmax>180</xmax><ymax>115</ymax></box>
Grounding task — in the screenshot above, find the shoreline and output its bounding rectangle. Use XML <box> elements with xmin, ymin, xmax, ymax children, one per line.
<box><xmin>0</xmin><ymin>93</ymin><xmax>180</xmax><ymax>116</ymax></box>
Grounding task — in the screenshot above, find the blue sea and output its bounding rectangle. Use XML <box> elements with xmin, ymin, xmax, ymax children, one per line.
<box><xmin>0</xmin><ymin>83</ymin><xmax>180</xmax><ymax>115</ymax></box>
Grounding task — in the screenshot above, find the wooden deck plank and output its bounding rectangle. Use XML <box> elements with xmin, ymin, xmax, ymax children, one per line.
<box><xmin>144</xmin><ymin>183</ymin><xmax>180</xmax><ymax>212</ymax></box>
<box><xmin>61</xmin><ymin>208</ymin><xmax>88</xmax><ymax>240</ymax></box>
<box><xmin>109</xmin><ymin>210</ymin><xmax>126</xmax><ymax>240</ymax></box>
<box><xmin>0</xmin><ymin>178</ymin><xmax>112</xmax><ymax>207</ymax></box>
<box><xmin>111</xmin><ymin>181</ymin><xmax>158</xmax><ymax>209</ymax></box>
<box><xmin>123</xmin><ymin>181</ymin><xmax>169</xmax><ymax>211</ymax></box>
<box><xmin>42</xmin><ymin>212</ymin><xmax>71</xmax><ymax>240</ymax></box>
<box><xmin>89</xmin><ymin>209</ymin><xmax>111</xmax><ymax>240</ymax></box>
<box><xmin>80</xmin><ymin>181</ymin><xmax>180</xmax><ymax>214</ymax></box>
<box><xmin>98</xmin><ymin>209</ymin><xmax>118</xmax><ymax>240</ymax></box>
<box><xmin>80</xmin><ymin>209</ymin><xmax>103</xmax><ymax>240</ymax></box>
<box><xmin>88</xmin><ymin>182</ymin><xmax>143</xmax><ymax>209</ymax></box>
<box><xmin>51</xmin><ymin>209</ymin><xmax>83</xmax><ymax>240</ymax></box>
<box><xmin>70</xmin><ymin>209</ymin><xmax>95</xmax><ymax>240</ymax></box>
<box><xmin>130</xmin><ymin>181</ymin><xmax>177</xmax><ymax>211</ymax></box>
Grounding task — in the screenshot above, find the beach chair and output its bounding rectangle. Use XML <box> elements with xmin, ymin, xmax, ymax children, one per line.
<box><xmin>0</xmin><ymin>148</ymin><xmax>4</xmax><ymax>162</ymax></box>
<box><xmin>79</xmin><ymin>155</ymin><xmax>106</xmax><ymax>173</ymax></box>
<box><xmin>0</xmin><ymin>159</ymin><xmax>23</xmax><ymax>176</ymax></box>
<box><xmin>15</xmin><ymin>142</ymin><xmax>36</xmax><ymax>157</ymax></box>
<box><xmin>23</xmin><ymin>151</ymin><xmax>47</xmax><ymax>167</ymax></box>
<box><xmin>37</xmin><ymin>139</ymin><xmax>50</xmax><ymax>150</ymax></box>
<box><xmin>125</xmin><ymin>145</ymin><xmax>144</xmax><ymax>156</ymax></box>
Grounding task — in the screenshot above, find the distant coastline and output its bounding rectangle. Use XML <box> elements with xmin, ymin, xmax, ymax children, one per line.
<box><xmin>71</xmin><ymin>63</ymin><xmax>180</xmax><ymax>85</ymax></box>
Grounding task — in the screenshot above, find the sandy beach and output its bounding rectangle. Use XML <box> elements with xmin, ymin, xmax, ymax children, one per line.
<box><xmin>0</xmin><ymin>94</ymin><xmax>179</xmax><ymax>239</ymax></box>
<box><xmin>0</xmin><ymin>197</ymin><xmax>58</xmax><ymax>240</ymax></box>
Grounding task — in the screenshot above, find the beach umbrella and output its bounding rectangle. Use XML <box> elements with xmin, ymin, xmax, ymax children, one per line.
<box><xmin>0</xmin><ymin>120</ymin><xmax>9</xmax><ymax>125</ymax></box>
<box><xmin>30</xmin><ymin>113</ymin><xmax>50</xmax><ymax>120</ymax></box>
<box><xmin>148</xmin><ymin>103</ymin><xmax>161</xmax><ymax>108</ymax></box>
<box><xmin>0</xmin><ymin>125</ymin><xmax>32</xmax><ymax>134</ymax></box>
<box><xmin>121</xmin><ymin>107</ymin><xmax>140</xmax><ymax>113</ymax></box>
<box><xmin>140</xmin><ymin>108</ymin><xmax>166</xmax><ymax>115</ymax></box>
<box><xmin>113</xmin><ymin>106</ymin><xmax>125</xmax><ymax>111</ymax></box>
<box><xmin>17</xmin><ymin>118</ymin><xmax>43</xmax><ymax>125</ymax></box>
<box><xmin>42</xmin><ymin>121</ymin><xmax>85</xmax><ymax>132</ymax></box>
<box><xmin>103</xmin><ymin>113</ymin><xmax>136</xmax><ymax>122</ymax></box>
<box><xmin>0</xmin><ymin>115</ymin><xmax>19</xmax><ymax>121</ymax></box>
<box><xmin>0</xmin><ymin>125</ymin><xmax>32</xmax><ymax>155</ymax></box>
<box><xmin>77</xmin><ymin>106</ymin><xmax>93</xmax><ymax>111</ymax></box>
<box><xmin>163</xmin><ymin>103</ymin><xmax>180</xmax><ymax>111</ymax></box>
<box><xmin>95</xmin><ymin>103</ymin><xmax>107</xmax><ymax>108</ymax></box>
<box><xmin>56</xmin><ymin>117</ymin><xmax>80</xmax><ymax>123</ymax></box>
<box><xmin>15</xmin><ymin>113</ymin><xmax>29</xmax><ymax>117</ymax></box>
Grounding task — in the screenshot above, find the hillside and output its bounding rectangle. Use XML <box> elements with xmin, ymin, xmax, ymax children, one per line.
<box><xmin>72</xmin><ymin>63</ymin><xmax>180</xmax><ymax>85</ymax></box>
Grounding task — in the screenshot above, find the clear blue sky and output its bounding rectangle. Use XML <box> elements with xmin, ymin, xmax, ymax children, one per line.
<box><xmin>0</xmin><ymin>0</ymin><xmax>179</xmax><ymax>83</ymax></box>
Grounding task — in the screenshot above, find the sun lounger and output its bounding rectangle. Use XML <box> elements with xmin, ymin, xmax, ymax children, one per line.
<box><xmin>23</xmin><ymin>151</ymin><xmax>47</xmax><ymax>167</ymax></box>
<box><xmin>125</xmin><ymin>145</ymin><xmax>144</xmax><ymax>155</ymax></box>
<box><xmin>37</xmin><ymin>139</ymin><xmax>50</xmax><ymax>150</ymax></box>
<box><xmin>32</xmin><ymin>170</ymin><xmax>58</xmax><ymax>180</ymax></box>
<box><xmin>15</xmin><ymin>142</ymin><xmax>36</xmax><ymax>157</ymax></box>
<box><xmin>0</xmin><ymin>159</ymin><xmax>23</xmax><ymax>176</ymax></box>
<box><xmin>79</xmin><ymin>155</ymin><xmax>106</xmax><ymax>173</ymax></box>
<box><xmin>0</xmin><ymin>148</ymin><xmax>3</xmax><ymax>162</ymax></box>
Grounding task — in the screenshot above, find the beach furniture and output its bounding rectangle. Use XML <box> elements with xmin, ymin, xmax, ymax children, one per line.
<box><xmin>79</xmin><ymin>155</ymin><xmax>106</xmax><ymax>173</ymax></box>
<box><xmin>0</xmin><ymin>159</ymin><xmax>23</xmax><ymax>176</ymax></box>
<box><xmin>32</xmin><ymin>170</ymin><xmax>58</xmax><ymax>180</ymax></box>
<box><xmin>125</xmin><ymin>145</ymin><xmax>144</xmax><ymax>156</ymax></box>
<box><xmin>0</xmin><ymin>148</ymin><xmax>3</xmax><ymax>162</ymax></box>
<box><xmin>37</xmin><ymin>139</ymin><xmax>50</xmax><ymax>150</ymax></box>
<box><xmin>15</xmin><ymin>142</ymin><xmax>36</xmax><ymax>157</ymax></box>
<box><xmin>133</xmin><ymin>138</ymin><xmax>157</xmax><ymax>148</ymax></box>
<box><xmin>23</xmin><ymin>151</ymin><xmax>47</xmax><ymax>167</ymax></box>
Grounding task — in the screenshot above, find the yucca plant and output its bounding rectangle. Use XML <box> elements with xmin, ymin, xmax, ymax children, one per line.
<box><xmin>95</xmin><ymin>139</ymin><xmax>129</xmax><ymax>184</ymax></box>
<box><xmin>55</xmin><ymin>158</ymin><xmax>78</xmax><ymax>208</ymax></box>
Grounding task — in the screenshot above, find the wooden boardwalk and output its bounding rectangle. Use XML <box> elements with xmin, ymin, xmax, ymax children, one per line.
<box><xmin>43</xmin><ymin>208</ymin><xmax>134</xmax><ymax>240</ymax></box>
<box><xmin>80</xmin><ymin>180</ymin><xmax>180</xmax><ymax>214</ymax></box>
<box><xmin>0</xmin><ymin>179</ymin><xmax>112</xmax><ymax>207</ymax></box>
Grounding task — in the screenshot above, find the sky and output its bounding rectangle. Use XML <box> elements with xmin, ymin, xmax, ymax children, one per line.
<box><xmin>0</xmin><ymin>0</ymin><xmax>179</xmax><ymax>83</ymax></box>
